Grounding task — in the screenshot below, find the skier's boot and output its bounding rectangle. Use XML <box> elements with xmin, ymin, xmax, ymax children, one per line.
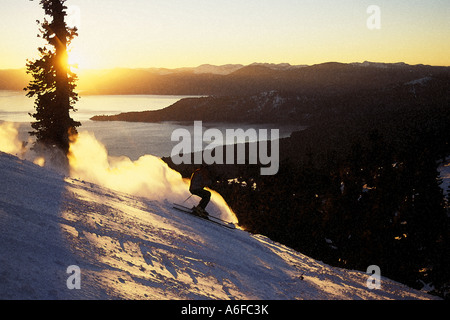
<box><xmin>192</xmin><ymin>206</ymin><xmax>209</xmax><ymax>218</ymax></box>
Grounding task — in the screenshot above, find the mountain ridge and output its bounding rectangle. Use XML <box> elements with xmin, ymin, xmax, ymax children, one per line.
<box><xmin>2</xmin><ymin>61</ymin><xmax>449</xmax><ymax>95</ymax></box>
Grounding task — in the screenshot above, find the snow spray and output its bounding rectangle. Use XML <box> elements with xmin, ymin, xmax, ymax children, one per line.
<box><xmin>68</xmin><ymin>131</ymin><xmax>238</xmax><ymax>224</ymax></box>
<box><xmin>0</xmin><ymin>122</ymin><xmax>24</xmax><ymax>156</ymax></box>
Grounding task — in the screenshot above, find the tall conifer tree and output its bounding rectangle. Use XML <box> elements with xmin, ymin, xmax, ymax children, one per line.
<box><xmin>25</xmin><ymin>0</ymin><xmax>80</xmax><ymax>156</ymax></box>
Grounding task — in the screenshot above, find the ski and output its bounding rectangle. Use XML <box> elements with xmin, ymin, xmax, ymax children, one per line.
<box><xmin>173</xmin><ymin>203</ymin><xmax>236</xmax><ymax>230</ymax></box>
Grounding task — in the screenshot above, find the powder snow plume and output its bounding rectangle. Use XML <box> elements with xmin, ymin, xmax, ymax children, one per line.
<box><xmin>0</xmin><ymin>122</ymin><xmax>24</xmax><ymax>156</ymax></box>
<box><xmin>68</xmin><ymin>131</ymin><xmax>238</xmax><ymax>224</ymax></box>
<box><xmin>0</xmin><ymin>122</ymin><xmax>65</xmax><ymax>170</ymax></box>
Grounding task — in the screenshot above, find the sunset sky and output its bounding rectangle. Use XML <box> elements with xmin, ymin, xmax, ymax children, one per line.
<box><xmin>1</xmin><ymin>0</ymin><xmax>449</xmax><ymax>70</ymax></box>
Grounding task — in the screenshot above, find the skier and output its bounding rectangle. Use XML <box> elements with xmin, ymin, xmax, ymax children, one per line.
<box><xmin>189</xmin><ymin>164</ymin><xmax>211</xmax><ymax>218</ymax></box>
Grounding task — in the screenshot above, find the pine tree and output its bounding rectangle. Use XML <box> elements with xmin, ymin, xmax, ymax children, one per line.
<box><xmin>24</xmin><ymin>0</ymin><xmax>80</xmax><ymax>157</ymax></box>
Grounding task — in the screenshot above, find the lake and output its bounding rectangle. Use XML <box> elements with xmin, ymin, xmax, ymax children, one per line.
<box><xmin>0</xmin><ymin>91</ymin><xmax>305</xmax><ymax>159</ymax></box>
<box><xmin>0</xmin><ymin>90</ymin><xmax>194</xmax><ymax>122</ymax></box>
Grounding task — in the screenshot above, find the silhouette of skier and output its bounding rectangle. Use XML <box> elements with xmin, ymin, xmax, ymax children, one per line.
<box><xmin>189</xmin><ymin>165</ymin><xmax>211</xmax><ymax>218</ymax></box>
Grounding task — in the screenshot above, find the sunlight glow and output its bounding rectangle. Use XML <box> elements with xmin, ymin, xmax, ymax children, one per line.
<box><xmin>68</xmin><ymin>51</ymin><xmax>79</xmax><ymax>70</ymax></box>
<box><xmin>67</xmin><ymin>43</ymin><xmax>98</xmax><ymax>70</ymax></box>
<box><xmin>68</xmin><ymin>48</ymin><xmax>85</xmax><ymax>70</ymax></box>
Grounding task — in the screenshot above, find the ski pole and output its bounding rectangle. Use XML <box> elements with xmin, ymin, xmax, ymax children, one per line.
<box><xmin>183</xmin><ymin>194</ymin><xmax>193</xmax><ymax>203</ymax></box>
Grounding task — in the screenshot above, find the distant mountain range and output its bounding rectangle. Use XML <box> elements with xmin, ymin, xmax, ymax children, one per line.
<box><xmin>2</xmin><ymin>61</ymin><xmax>449</xmax><ymax>96</ymax></box>
<box><xmin>73</xmin><ymin>62</ymin><xmax>317</xmax><ymax>95</ymax></box>
<box><xmin>63</xmin><ymin>61</ymin><xmax>450</xmax><ymax>96</ymax></box>
<box><xmin>87</xmin><ymin>62</ymin><xmax>308</xmax><ymax>77</ymax></box>
<box><xmin>0</xmin><ymin>62</ymin><xmax>307</xmax><ymax>92</ymax></box>
<box><xmin>87</xmin><ymin>61</ymin><xmax>450</xmax><ymax>125</ymax></box>
<box><xmin>0</xmin><ymin>69</ymin><xmax>30</xmax><ymax>91</ymax></box>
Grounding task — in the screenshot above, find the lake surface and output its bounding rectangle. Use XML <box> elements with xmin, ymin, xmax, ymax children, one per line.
<box><xmin>0</xmin><ymin>91</ymin><xmax>305</xmax><ymax>159</ymax></box>
<box><xmin>0</xmin><ymin>90</ymin><xmax>194</xmax><ymax>122</ymax></box>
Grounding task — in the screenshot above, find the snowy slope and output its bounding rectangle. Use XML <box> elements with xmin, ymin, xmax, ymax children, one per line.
<box><xmin>0</xmin><ymin>151</ymin><xmax>440</xmax><ymax>300</ymax></box>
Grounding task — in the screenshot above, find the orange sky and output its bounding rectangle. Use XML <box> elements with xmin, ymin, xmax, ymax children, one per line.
<box><xmin>1</xmin><ymin>0</ymin><xmax>450</xmax><ymax>70</ymax></box>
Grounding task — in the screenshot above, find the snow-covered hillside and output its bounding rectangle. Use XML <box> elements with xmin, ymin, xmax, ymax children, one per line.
<box><xmin>0</xmin><ymin>150</ymin><xmax>439</xmax><ymax>301</ymax></box>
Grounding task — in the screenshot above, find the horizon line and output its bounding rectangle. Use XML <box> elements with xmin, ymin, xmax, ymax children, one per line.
<box><xmin>2</xmin><ymin>60</ymin><xmax>450</xmax><ymax>72</ymax></box>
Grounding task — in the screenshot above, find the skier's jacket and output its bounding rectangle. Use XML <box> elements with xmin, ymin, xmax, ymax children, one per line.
<box><xmin>189</xmin><ymin>168</ymin><xmax>211</xmax><ymax>191</ymax></box>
